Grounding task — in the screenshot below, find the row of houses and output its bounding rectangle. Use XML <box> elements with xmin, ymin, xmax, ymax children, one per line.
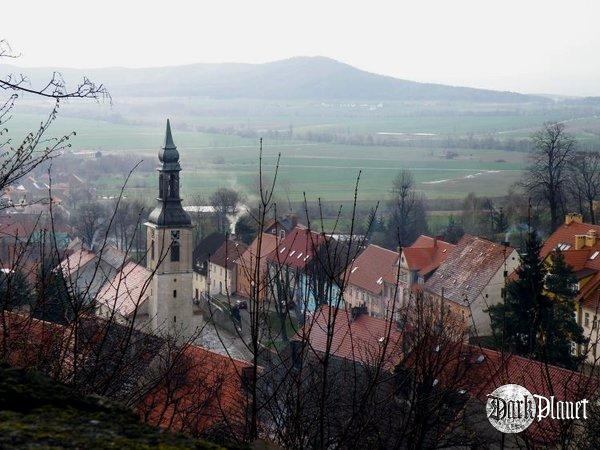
<box><xmin>194</xmin><ymin>217</ymin><xmax>517</xmax><ymax>337</ymax></box>
<box><xmin>194</xmin><ymin>213</ymin><xmax>600</xmax><ymax>363</ymax></box>
<box><xmin>1</xmin><ymin>173</ymin><xmax>89</xmax><ymax>209</ymax></box>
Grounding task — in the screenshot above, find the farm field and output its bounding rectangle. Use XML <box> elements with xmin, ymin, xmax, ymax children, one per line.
<box><xmin>8</xmin><ymin>111</ymin><xmax>528</xmax><ymax>202</ymax></box>
<box><xmin>23</xmin><ymin>100</ymin><xmax>600</xmax><ymax>203</ymax></box>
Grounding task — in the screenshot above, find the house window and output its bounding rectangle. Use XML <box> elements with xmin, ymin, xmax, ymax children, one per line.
<box><xmin>173</xmin><ymin>289</ymin><xmax>177</xmax><ymax>298</ymax></box>
<box><xmin>195</xmin><ymin>288</ymin><xmax>199</xmax><ymax>299</ymax></box>
<box><xmin>585</xmin><ymin>312</ymin><xmax>590</xmax><ymax>327</ymax></box>
<box><xmin>174</xmin><ymin>316</ymin><xmax>177</xmax><ymax>323</ymax></box>
<box><xmin>170</xmin><ymin>230</ymin><xmax>180</xmax><ymax>262</ymax></box>
<box><xmin>151</xmin><ymin>239</ymin><xmax>155</xmax><ymax>260</ymax></box>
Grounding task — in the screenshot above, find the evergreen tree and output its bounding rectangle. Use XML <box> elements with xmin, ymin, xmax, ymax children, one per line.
<box><xmin>235</xmin><ymin>213</ymin><xmax>258</xmax><ymax>245</ymax></box>
<box><xmin>543</xmin><ymin>250</ymin><xmax>586</xmax><ymax>368</ymax></box>
<box><xmin>442</xmin><ymin>215</ymin><xmax>464</xmax><ymax>244</ymax></box>
<box><xmin>489</xmin><ymin>231</ymin><xmax>585</xmax><ymax>368</ymax></box>
<box><xmin>32</xmin><ymin>259</ymin><xmax>78</xmax><ymax>325</ymax></box>
<box><xmin>489</xmin><ymin>228</ymin><xmax>547</xmax><ymax>356</ymax></box>
<box><xmin>0</xmin><ymin>269</ymin><xmax>33</xmax><ymax>311</ymax></box>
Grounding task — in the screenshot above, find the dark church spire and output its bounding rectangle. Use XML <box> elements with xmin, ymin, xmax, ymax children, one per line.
<box><xmin>147</xmin><ymin>120</ymin><xmax>192</xmax><ymax>228</ymax></box>
<box><xmin>164</xmin><ymin>118</ymin><xmax>175</xmax><ymax>148</ymax></box>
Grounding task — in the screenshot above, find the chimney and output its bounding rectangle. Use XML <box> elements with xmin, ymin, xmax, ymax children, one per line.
<box><xmin>586</xmin><ymin>229</ymin><xmax>598</xmax><ymax>247</ymax></box>
<box><xmin>565</xmin><ymin>213</ymin><xmax>583</xmax><ymax>225</ymax></box>
<box><xmin>288</xmin><ymin>213</ymin><xmax>298</xmax><ymax>229</ymax></box>
<box><xmin>575</xmin><ymin>235</ymin><xmax>587</xmax><ymax>250</ymax></box>
<box><xmin>241</xmin><ymin>366</ymin><xmax>256</xmax><ymax>392</ymax></box>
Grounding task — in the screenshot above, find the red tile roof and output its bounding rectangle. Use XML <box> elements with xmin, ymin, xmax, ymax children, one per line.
<box><xmin>295</xmin><ymin>305</ymin><xmax>404</xmax><ymax>369</ymax></box>
<box><xmin>461</xmin><ymin>346</ymin><xmax>597</xmax><ymax>444</ymax></box>
<box><xmin>402</xmin><ymin>235</ymin><xmax>455</xmax><ymax>277</ymax></box>
<box><xmin>0</xmin><ymin>312</ymin><xmax>250</xmax><ymax>440</ymax></box>
<box><xmin>236</xmin><ymin>233</ymin><xmax>281</xmax><ymax>299</ymax></box>
<box><xmin>541</xmin><ymin>220</ymin><xmax>600</xmax><ymax>258</ymax></box>
<box><xmin>540</xmin><ymin>220</ymin><xmax>600</xmax><ymax>310</ymax></box>
<box><xmin>0</xmin><ymin>312</ymin><xmax>70</xmax><ymax>372</ymax></box>
<box><xmin>97</xmin><ymin>261</ymin><xmax>153</xmax><ymax>317</ymax></box>
<box><xmin>424</xmin><ymin>235</ymin><xmax>515</xmax><ymax>306</ymax></box>
<box><xmin>210</xmin><ymin>240</ymin><xmax>248</xmax><ymax>270</ymax></box>
<box><xmin>0</xmin><ymin>215</ymin><xmax>38</xmax><ymax>239</ymax></box>
<box><xmin>59</xmin><ymin>248</ymin><xmax>96</xmax><ymax>276</ymax></box>
<box><xmin>140</xmin><ymin>344</ymin><xmax>250</xmax><ymax>439</ymax></box>
<box><xmin>403</xmin><ymin>339</ymin><xmax>597</xmax><ymax>445</ymax></box>
<box><xmin>266</xmin><ymin>226</ymin><xmax>327</xmax><ymax>270</ymax></box>
<box><xmin>346</xmin><ymin>245</ymin><xmax>398</xmax><ymax>294</ymax></box>
<box><xmin>561</xmin><ymin>249</ymin><xmax>594</xmax><ymax>271</ymax></box>
<box><xmin>236</xmin><ymin>233</ymin><xmax>280</xmax><ymax>268</ymax></box>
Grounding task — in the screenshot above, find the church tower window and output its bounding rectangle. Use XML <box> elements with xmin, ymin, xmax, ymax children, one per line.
<box><xmin>171</xmin><ymin>230</ymin><xmax>180</xmax><ymax>262</ymax></box>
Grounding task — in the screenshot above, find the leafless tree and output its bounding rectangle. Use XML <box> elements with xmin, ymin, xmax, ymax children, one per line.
<box><xmin>0</xmin><ymin>42</ymin><xmax>240</xmax><ymax>445</ymax></box>
<box><xmin>201</xmin><ymin>144</ymin><xmax>522</xmax><ymax>449</ymax></box>
<box><xmin>210</xmin><ymin>187</ymin><xmax>242</xmax><ymax>233</ymax></box>
<box><xmin>386</xmin><ymin>169</ymin><xmax>428</xmax><ymax>247</ymax></box>
<box><xmin>568</xmin><ymin>151</ymin><xmax>600</xmax><ymax>224</ymax></box>
<box><xmin>0</xmin><ymin>39</ymin><xmax>109</xmax><ymax>196</ymax></box>
<box><xmin>2</xmin><ymin>40</ymin><xmax>598</xmax><ymax>446</ymax></box>
<box><xmin>522</xmin><ymin>122</ymin><xmax>576</xmax><ymax>231</ymax></box>
<box><xmin>111</xmin><ymin>197</ymin><xmax>150</xmax><ymax>253</ymax></box>
<box><xmin>71</xmin><ymin>201</ymin><xmax>106</xmax><ymax>247</ymax></box>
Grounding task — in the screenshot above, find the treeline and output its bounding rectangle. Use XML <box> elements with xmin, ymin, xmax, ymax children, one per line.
<box><xmin>298</xmin><ymin>130</ymin><xmax>537</xmax><ymax>152</ymax></box>
<box><xmin>194</xmin><ymin>123</ymin><xmax>600</xmax><ymax>153</ymax></box>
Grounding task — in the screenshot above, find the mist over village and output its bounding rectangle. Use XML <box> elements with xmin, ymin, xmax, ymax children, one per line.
<box><xmin>2</xmin><ymin>1</ymin><xmax>600</xmax><ymax>448</ymax></box>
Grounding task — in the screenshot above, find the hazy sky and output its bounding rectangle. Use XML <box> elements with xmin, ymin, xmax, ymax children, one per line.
<box><xmin>4</xmin><ymin>0</ymin><xmax>600</xmax><ymax>96</ymax></box>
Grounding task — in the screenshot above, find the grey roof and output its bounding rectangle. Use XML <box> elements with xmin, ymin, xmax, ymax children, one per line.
<box><xmin>147</xmin><ymin>120</ymin><xmax>192</xmax><ymax>228</ymax></box>
<box><xmin>148</xmin><ymin>204</ymin><xmax>192</xmax><ymax>228</ymax></box>
<box><xmin>193</xmin><ymin>232</ymin><xmax>227</xmax><ymax>274</ymax></box>
<box><xmin>158</xmin><ymin>118</ymin><xmax>180</xmax><ymax>167</ymax></box>
<box><xmin>424</xmin><ymin>235</ymin><xmax>514</xmax><ymax>306</ymax></box>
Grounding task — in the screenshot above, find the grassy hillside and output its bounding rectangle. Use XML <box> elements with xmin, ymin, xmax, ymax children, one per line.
<box><xmin>0</xmin><ymin>365</ymin><xmax>226</xmax><ymax>449</ymax></box>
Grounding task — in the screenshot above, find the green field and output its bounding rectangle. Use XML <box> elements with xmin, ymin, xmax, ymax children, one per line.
<box><xmin>8</xmin><ymin>99</ymin><xmax>600</xmax><ymax>204</ymax></box>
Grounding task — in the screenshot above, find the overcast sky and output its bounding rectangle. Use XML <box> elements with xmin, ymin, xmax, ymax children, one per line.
<box><xmin>3</xmin><ymin>0</ymin><xmax>600</xmax><ymax>96</ymax></box>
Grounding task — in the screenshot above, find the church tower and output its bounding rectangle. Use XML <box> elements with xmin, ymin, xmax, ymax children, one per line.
<box><xmin>145</xmin><ymin>119</ymin><xmax>194</xmax><ymax>338</ymax></box>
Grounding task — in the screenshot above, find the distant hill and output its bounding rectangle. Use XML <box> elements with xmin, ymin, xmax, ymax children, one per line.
<box><xmin>2</xmin><ymin>56</ymin><xmax>546</xmax><ymax>103</ymax></box>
